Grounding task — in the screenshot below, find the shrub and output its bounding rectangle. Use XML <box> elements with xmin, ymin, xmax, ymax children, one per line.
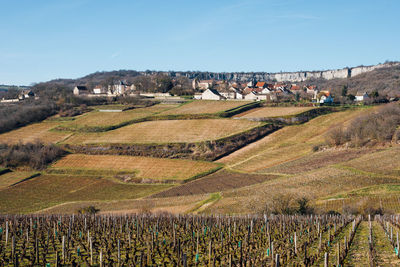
<box><xmin>325</xmin><ymin>103</ymin><xmax>400</xmax><ymax>147</ymax></box>
<box><xmin>0</xmin><ymin>99</ymin><xmax>58</xmax><ymax>134</ymax></box>
<box><xmin>0</xmin><ymin>142</ymin><xmax>66</xmax><ymax>170</ymax></box>
<box><xmin>77</xmin><ymin>206</ymin><xmax>100</xmax><ymax>214</ymax></box>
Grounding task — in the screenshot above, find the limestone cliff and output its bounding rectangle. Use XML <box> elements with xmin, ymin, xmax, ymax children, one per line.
<box><xmin>162</xmin><ymin>62</ymin><xmax>399</xmax><ymax>82</ymax></box>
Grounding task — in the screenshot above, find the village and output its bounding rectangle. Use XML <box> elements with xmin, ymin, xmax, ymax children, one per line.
<box><xmin>0</xmin><ymin>77</ymin><xmax>372</xmax><ymax>104</ymax></box>
<box><xmin>71</xmin><ymin>78</ymin><xmax>371</xmax><ymax>104</ymax></box>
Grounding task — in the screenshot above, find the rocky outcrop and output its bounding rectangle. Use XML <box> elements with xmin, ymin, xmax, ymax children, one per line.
<box><xmin>161</xmin><ymin>62</ymin><xmax>400</xmax><ymax>82</ymax></box>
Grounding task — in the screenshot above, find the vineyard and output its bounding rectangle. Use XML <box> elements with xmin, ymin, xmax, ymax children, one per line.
<box><xmin>1</xmin><ymin>214</ymin><xmax>400</xmax><ymax>266</ymax></box>
<box><xmin>235</xmin><ymin>106</ymin><xmax>315</xmax><ymax>119</ymax></box>
<box><xmin>60</xmin><ymin>104</ymin><xmax>179</xmax><ymax>130</ymax></box>
<box><xmin>0</xmin><ymin>122</ymin><xmax>71</xmax><ymax>144</ymax></box>
<box><xmin>50</xmin><ymin>154</ymin><xmax>221</xmax><ymax>183</ymax></box>
<box><xmin>62</xmin><ymin>119</ymin><xmax>261</xmax><ymax>145</ymax></box>
<box><xmin>161</xmin><ymin>100</ymin><xmax>251</xmax><ymax>115</ymax></box>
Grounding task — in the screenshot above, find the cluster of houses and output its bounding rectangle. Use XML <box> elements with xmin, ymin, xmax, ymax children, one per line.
<box><xmin>73</xmin><ymin>81</ymin><xmax>136</xmax><ymax>97</ymax></box>
<box><xmin>0</xmin><ymin>89</ymin><xmax>37</xmax><ymax>103</ymax></box>
<box><xmin>192</xmin><ymin>79</ymin><xmax>333</xmax><ymax>103</ymax></box>
<box><xmin>72</xmin><ymin>78</ymin><xmax>373</xmax><ymax>104</ymax></box>
<box><xmin>73</xmin><ymin>83</ymin><xmax>177</xmax><ymax>100</ymax></box>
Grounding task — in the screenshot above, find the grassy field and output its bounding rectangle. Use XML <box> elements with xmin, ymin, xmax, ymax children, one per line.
<box><xmin>218</xmin><ymin>108</ymin><xmax>373</xmax><ymax>173</ymax></box>
<box><xmin>0</xmin><ymin>174</ymin><xmax>171</xmax><ymax>213</ymax></box>
<box><xmin>63</xmin><ymin>119</ymin><xmax>261</xmax><ymax>144</ymax></box>
<box><xmin>161</xmin><ymin>100</ymin><xmax>250</xmax><ymax>115</ymax></box>
<box><xmin>235</xmin><ymin>106</ymin><xmax>315</xmax><ymax>118</ymax></box>
<box><xmin>60</xmin><ymin>104</ymin><xmax>179</xmax><ymax>129</ymax></box>
<box><xmin>0</xmin><ymin>171</ymin><xmax>37</xmax><ymax>189</ymax></box>
<box><xmin>50</xmin><ymin>154</ymin><xmax>220</xmax><ymax>182</ymax></box>
<box><xmin>0</xmin><ymin>122</ymin><xmax>71</xmax><ymax>144</ymax></box>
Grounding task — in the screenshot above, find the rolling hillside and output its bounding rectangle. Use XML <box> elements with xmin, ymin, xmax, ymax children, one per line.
<box><xmin>0</xmin><ymin>101</ymin><xmax>399</xmax><ymax>216</ymax></box>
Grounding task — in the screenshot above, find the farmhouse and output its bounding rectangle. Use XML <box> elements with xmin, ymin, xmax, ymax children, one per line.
<box><xmin>93</xmin><ymin>86</ymin><xmax>107</xmax><ymax>94</ymax></box>
<box><xmin>108</xmin><ymin>81</ymin><xmax>128</xmax><ymax>95</ymax></box>
<box><xmin>317</xmin><ymin>91</ymin><xmax>334</xmax><ymax>104</ymax></box>
<box><xmin>201</xmin><ymin>89</ymin><xmax>225</xmax><ymax>100</ymax></box>
<box><xmin>244</xmin><ymin>91</ymin><xmax>268</xmax><ymax>101</ymax></box>
<box><xmin>193</xmin><ymin>80</ymin><xmax>214</xmax><ymax>90</ymax></box>
<box><xmin>355</xmin><ymin>92</ymin><xmax>370</xmax><ymax>102</ymax></box>
<box><xmin>219</xmin><ymin>87</ymin><xmax>244</xmax><ymax>99</ymax></box>
<box><xmin>73</xmin><ymin>86</ymin><xmax>89</xmax><ymax>96</ymax></box>
<box><xmin>18</xmin><ymin>90</ymin><xmax>35</xmax><ymax>100</ymax></box>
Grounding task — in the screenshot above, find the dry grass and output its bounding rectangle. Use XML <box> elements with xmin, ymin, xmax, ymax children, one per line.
<box><xmin>204</xmin><ymin>166</ymin><xmax>400</xmax><ymax>214</ymax></box>
<box><xmin>218</xmin><ymin>108</ymin><xmax>370</xmax><ymax>173</ymax></box>
<box><xmin>62</xmin><ymin>104</ymin><xmax>178</xmax><ymax>128</ymax></box>
<box><xmin>63</xmin><ymin>119</ymin><xmax>260</xmax><ymax>144</ymax></box>
<box><xmin>0</xmin><ymin>122</ymin><xmax>71</xmax><ymax>144</ymax></box>
<box><xmin>341</xmin><ymin>146</ymin><xmax>400</xmax><ymax>176</ymax></box>
<box><xmin>51</xmin><ymin>154</ymin><xmax>220</xmax><ymax>181</ymax></box>
<box><xmin>235</xmin><ymin>106</ymin><xmax>315</xmax><ymax>118</ymax></box>
<box><xmin>161</xmin><ymin>100</ymin><xmax>250</xmax><ymax>115</ymax></box>
<box><xmin>0</xmin><ymin>174</ymin><xmax>171</xmax><ymax>214</ymax></box>
<box><xmin>37</xmin><ymin>194</ymin><xmax>208</xmax><ymax>214</ymax></box>
<box><xmin>0</xmin><ymin>171</ymin><xmax>37</xmax><ymax>189</ymax></box>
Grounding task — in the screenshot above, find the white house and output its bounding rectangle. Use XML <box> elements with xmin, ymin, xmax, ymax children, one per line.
<box><xmin>73</xmin><ymin>86</ymin><xmax>89</xmax><ymax>96</ymax></box>
<box><xmin>261</xmin><ymin>88</ymin><xmax>272</xmax><ymax>94</ymax></box>
<box><xmin>355</xmin><ymin>92</ymin><xmax>370</xmax><ymax>102</ymax></box>
<box><xmin>93</xmin><ymin>86</ymin><xmax>106</xmax><ymax>94</ymax></box>
<box><xmin>318</xmin><ymin>91</ymin><xmax>334</xmax><ymax>104</ymax></box>
<box><xmin>193</xmin><ymin>80</ymin><xmax>214</xmax><ymax>90</ymax></box>
<box><xmin>245</xmin><ymin>92</ymin><xmax>268</xmax><ymax>101</ymax></box>
<box><xmin>201</xmin><ymin>89</ymin><xmax>224</xmax><ymax>100</ymax></box>
<box><xmin>194</xmin><ymin>93</ymin><xmax>202</xmax><ymax>100</ymax></box>
<box><xmin>108</xmin><ymin>81</ymin><xmax>128</xmax><ymax>95</ymax></box>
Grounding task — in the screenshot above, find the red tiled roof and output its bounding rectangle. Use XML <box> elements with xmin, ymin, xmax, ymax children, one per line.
<box><xmin>256</xmin><ymin>82</ymin><xmax>266</xmax><ymax>87</ymax></box>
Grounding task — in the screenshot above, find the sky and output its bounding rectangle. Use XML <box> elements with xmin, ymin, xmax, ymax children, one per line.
<box><xmin>0</xmin><ymin>0</ymin><xmax>399</xmax><ymax>85</ymax></box>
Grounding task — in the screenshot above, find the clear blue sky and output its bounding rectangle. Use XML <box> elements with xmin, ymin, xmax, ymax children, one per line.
<box><xmin>1</xmin><ymin>0</ymin><xmax>399</xmax><ymax>85</ymax></box>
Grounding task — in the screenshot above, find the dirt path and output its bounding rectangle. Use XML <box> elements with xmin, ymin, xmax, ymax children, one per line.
<box><xmin>372</xmin><ymin>221</ymin><xmax>400</xmax><ymax>266</ymax></box>
<box><xmin>343</xmin><ymin>221</ymin><xmax>370</xmax><ymax>266</ymax></box>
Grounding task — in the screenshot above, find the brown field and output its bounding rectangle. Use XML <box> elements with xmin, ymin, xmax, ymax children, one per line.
<box><xmin>218</xmin><ymin>108</ymin><xmax>372</xmax><ymax>173</ymax></box>
<box><xmin>151</xmin><ymin>170</ymin><xmax>279</xmax><ymax>198</ymax></box>
<box><xmin>0</xmin><ymin>122</ymin><xmax>72</xmax><ymax>144</ymax></box>
<box><xmin>341</xmin><ymin>146</ymin><xmax>400</xmax><ymax>176</ymax></box>
<box><xmin>235</xmin><ymin>106</ymin><xmax>315</xmax><ymax>118</ymax></box>
<box><xmin>161</xmin><ymin>100</ymin><xmax>250</xmax><ymax>115</ymax></box>
<box><xmin>0</xmin><ymin>171</ymin><xmax>37</xmax><ymax>189</ymax></box>
<box><xmin>204</xmin><ymin>166</ymin><xmax>400</xmax><ymax>214</ymax></box>
<box><xmin>63</xmin><ymin>119</ymin><xmax>260</xmax><ymax>144</ymax></box>
<box><xmin>260</xmin><ymin>148</ymin><xmax>375</xmax><ymax>175</ymax></box>
<box><xmin>37</xmin><ymin>194</ymin><xmax>209</xmax><ymax>214</ymax></box>
<box><xmin>62</xmin><ymin>104</ymin><xmax>178</xmax><ymax>128</ymax></box>
<box><xmin>315</xmin><ymin>194</ymin><xmax>400</xmax><ymax>213</ymax></box>
<box><xmin>51</xmin><ymin>154</ymin><xmax>220</xmax><ymax>181</ymax></box>
<box><xmin>0</xmin><ymin>174</ymin><xmax>171</xmax><ymax>214</ymax></box>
